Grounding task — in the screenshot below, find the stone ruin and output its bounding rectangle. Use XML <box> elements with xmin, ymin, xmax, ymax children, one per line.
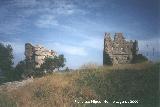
<box><xmin>25</xmin><ymin>43</ymin><xmax>57</xmax><ymax>68</ymax></box>
<box><xmin>103</xmin><ymin>32</ymin><xmax>138</xmax><ymax>65</ymax></box>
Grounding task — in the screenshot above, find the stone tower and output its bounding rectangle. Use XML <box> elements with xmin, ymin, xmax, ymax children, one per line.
<box><xmin>25</xmin><ymin>43</ymin><xmax>57</xmax><ymax>68</ymax></box>
<box><xmin>103</xmin><ymin>32</ymin><xmax>138</xmax><ymax>65</ymax></box>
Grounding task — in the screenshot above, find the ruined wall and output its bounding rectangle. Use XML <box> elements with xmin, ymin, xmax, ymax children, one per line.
<box><xmin>103</xmin><ymin>33</ymin><xmax>138</xmax><ymax>65</ymax></box>
<box><xmin>25</xmin><ymin>43</ymin><xmax>57</xmax><ymax>68</ymax></box>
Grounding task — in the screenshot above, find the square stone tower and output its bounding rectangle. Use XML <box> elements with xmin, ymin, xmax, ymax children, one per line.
<box><xmin>103</xmin><ymin>32</ymin><xmax>138</xmax><ymax>65</ymax></box>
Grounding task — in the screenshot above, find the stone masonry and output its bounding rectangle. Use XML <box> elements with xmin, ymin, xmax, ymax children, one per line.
<box><xmin>25</xmin><ymin>43</ymin><xmax>57</xmax><ymax>68</ymax></box>
<box><xmin>103</xmin><ymin>32</ymin><xmax>138</xmax><ymax>65</ymax></box>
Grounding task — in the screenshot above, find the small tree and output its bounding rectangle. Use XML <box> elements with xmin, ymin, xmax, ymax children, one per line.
<box><xmin>0</xmin><ymin>43</ymin><xmax>14</xmax><ymax>82</ymax></box>
<box><xmin>40</xmin><ymin>54</ymin><xmax>66</xmax><ymax>73</ymax></box>
<box><xmin>132</xmin><ymin>40</ymin><xmax>138</xmax><ymax>56</ymax></box>
<box><xmin>15</xmin><ymin>60</ymin><xmax>27</xmax><ymax>80</ymax></box>
<box><xmin>15</xmin><ymin>58</ymin><xmax>36</xmax><ymax>79</ymax></box>
<box><xmin>103</xmin><ymin>51</ymin><xmax>112</xmax><ymax>65</ymax></box>
<box><xmin>40</xmin><ymin>57</ymin><xmax>56</xmax><ymax>73</ymax></box>
<box><xmin>25</xmin><ymin>59</ymin><xmax>35</xmax><ymax>76</ymax></box>
<box><xmin>55</xmin><ymin>54</ymin><xmax>66</xmax><ymax>70</ymax></box>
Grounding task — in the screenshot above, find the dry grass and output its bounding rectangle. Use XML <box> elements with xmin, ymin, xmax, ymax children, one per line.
<box><xmin>0</xmin><ymin>62</ymin><xmax>159</xmax><ymax>107</ymax></box>
<box><xmin>102</xmin><ymin>61</ymin><xmax>153</xmax><ymax>71</ymax></box>
<box><xmin>6</xmin><ymin>73</ymin><xmax>97</xmax><ymax>107</ymax></box>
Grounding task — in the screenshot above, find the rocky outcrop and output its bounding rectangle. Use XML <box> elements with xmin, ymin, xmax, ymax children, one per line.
<box><xmin>103</xmin><ymin>33</ymin><xmax>138</xmax><ymax>65</ymax></box>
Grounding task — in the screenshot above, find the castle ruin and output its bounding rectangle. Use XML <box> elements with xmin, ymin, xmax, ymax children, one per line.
<box><xmin>103</xmin><ymin>33</ymin><xmax>138</xmax><ymax>65</ymax></box>
<box><xmin>25</xmin><ymin>43</ymin><xmax>57</xmax><ymax>68</ymax></box>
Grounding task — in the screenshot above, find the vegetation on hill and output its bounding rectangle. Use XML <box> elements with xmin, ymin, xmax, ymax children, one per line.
<box><xmin>40</xmin><ymin>54</ymin><xmax>66</xmax><ymax>72</ymax></box>
<box><xmin>0</xmin><ymin>42</ymin><xmax>158</xmax><ymax>107</ymax></box>
<box><xmin>0</xmin><ymin>42</ymin><xmax>67</xmax><ymax>84</ymax></box>
<box><xmin>131</xmin><ymin>54</ymin><xmax>148</xmax><ymax>63</ymax></box>
<box><xmin>0</xmin><ymin>43</ymin><xmax>15</xmax><ymax>83</ymax></box>
<box><xmin>14</xmin><ymin>54</ymin><xmax>66</xmax><ymax>79</ymax></box>
<box><xmin>0</xmin><ymin>62</ymin><xmax>159</xmax><ymax>107</ymax></box>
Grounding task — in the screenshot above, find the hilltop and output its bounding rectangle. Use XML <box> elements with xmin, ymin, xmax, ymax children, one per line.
<box><xmin>0</xmin><ymin>62</ymin><xmax>159</xmax><ymax>107</ymax></box>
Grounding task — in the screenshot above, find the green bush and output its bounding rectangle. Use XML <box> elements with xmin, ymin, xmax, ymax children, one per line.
<box><xmin>132</xmin><ymin>54</ymin><xmax>148</xmax><ymax>63</ymax></box>
<box><xmin>0</xmin><ymin>43</ymin><xmax>15</xmax><ymax>83</ymax></box>
<box><xmin>40</xmin><ymin>54</ymin><xmax>66</xmax><ymax>72</ymax></box>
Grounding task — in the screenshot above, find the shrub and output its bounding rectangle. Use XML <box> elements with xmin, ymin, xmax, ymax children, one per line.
<box><xmin>80</xmin><ymin>63</ymin><xmax>99</xmax><ymax>69</ymax></box>
<box><xmin>132</xmin><ymin>54</ymin><xmax>148</xmax><ymax>63</ymax></box>
<box><xmin>40</xmin><ymin>54</ymin><xmax>66</xmax><ymax>72</ymax></box>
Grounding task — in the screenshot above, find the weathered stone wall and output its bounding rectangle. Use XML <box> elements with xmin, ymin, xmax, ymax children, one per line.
<box><xmin>25</xmin><ymin>43</ymin><xmax>34</xmax><ymax>61</ymax></box>
<box><xmin>103</xmin><ymin>32</ymin><xmax>138</xmax><ymax>65</ymax></box>
<box><xmin>25</xmin><ymin>43</ymin><xmax>57</xmax><ymax>68</ymax></box>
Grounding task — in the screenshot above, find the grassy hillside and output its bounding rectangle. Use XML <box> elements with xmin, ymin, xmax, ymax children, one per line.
<box><xmin>0</xmin><ymin>62</ymin><xmax>159</xmax><ymax>107</ymax></box>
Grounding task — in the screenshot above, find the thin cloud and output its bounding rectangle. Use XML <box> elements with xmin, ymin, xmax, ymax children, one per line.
<box><xmin>46</xmin><ymin>42</ymin><xmax>88</xmax><ymax>56</ymax></box>
<box><xmin>0</xmin><ymin>40</ymin><xmax>25</xmax><ymax>65</ymax></box>
<box><xmin>0</xmin><ymin>41</ymin><xmax>24</xmax><ymax>54</ymax></box>
<box><xmin>0</xmin><ymin>0</ymin><xmax>85</xmax><ymax>35</ymax></box>
<box><xmin>80</xmin><ymin>37</ymin><xmax>103</xmax><ymax>50</ymax></box>
<box><xmin>11</xmin><ymin>0</ymin><xmax>37</xmax><ymax>8</ymax></box>
<box><xmin>35</xmin><ymin>15</ymin><xmax>59</xmax><ymax>28</ymax></box>
<box><xmin>139</xmin><ymin>38</ymin><xmax>160</xmax><ymax>53</ymax></box>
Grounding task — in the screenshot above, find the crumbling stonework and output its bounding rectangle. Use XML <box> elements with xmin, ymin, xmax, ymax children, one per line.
<box><xmin>103</xmin><ymin>33</ymin><xmax>138</xmax><ymax>65</ymax></box>
<box><xmin>25</xmin><ymin>43</ymin><xmax>57</xmax><ymax>68</ymax></box>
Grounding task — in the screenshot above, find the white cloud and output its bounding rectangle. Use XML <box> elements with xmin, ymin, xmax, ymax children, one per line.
<box><xmin>138</xmin><ymin>38</ymin><xmax>160</xmax><ymax>61</ymax></box>
<box><xmin>0</xmin><ymin>41</ymin><xmax>24</xmax><ymax>54</ymax></box>
<box><xmin>138</xmin><ymin>38</ymin><xmax>160</xmax><ymax>52</ymax></box>
<box><xmin>53</xmin><ymin>1</ymin><xmax>76</xmax><ymax>15</ymax></box>
<box><xmin>80</xmin><ymin>37</ymin><xmax>103</xmax><ymax>50</ymax></box>
<box><xmin>35</xmin><ymin>15</ymin><xmax>59</xmax><ymax>28</ymax></box>
<box><xmin>11</xmin><ymin>0</ymin><xmax>77</xmax><ymax>16</ymax></box>
<box><xmin>0</xmin><ymin>40</ymin><xmax>25</xmax><ymax>65</ymax></box>
<box><xmin>46</xmin><ymin>42</ymin><xmax>88</xmax><ymax>56</ymax></box>
<box><xmin>11</xmin><ymin>0</ymin><xmax>37</xmax><ymax>8</ymax></box>
<box><xmin>0</xmin><ymin>0</ymin><xmax>86</xmax><ymax>34</ymax></box>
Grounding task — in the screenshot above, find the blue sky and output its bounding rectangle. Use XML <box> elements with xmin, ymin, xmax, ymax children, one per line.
<box><xmin>0</xmin><ymin>0</ymin><xmax>159</xmax><ymax>68</ymax></box>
